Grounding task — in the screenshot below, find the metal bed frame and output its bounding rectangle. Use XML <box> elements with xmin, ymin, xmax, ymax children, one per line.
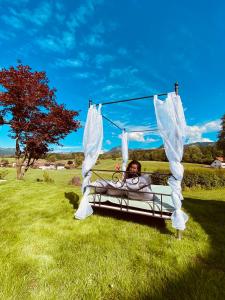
<box><xmin>85</xmin><ymin>82</ymin><xmax>182</xmax><ymax>238</ymax></box>
<box><xmin>87</xmin><ymin>169</ymin><xmax>174</xmax><ymax>220</ymax></box>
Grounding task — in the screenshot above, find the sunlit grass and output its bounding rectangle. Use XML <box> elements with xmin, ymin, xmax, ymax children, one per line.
<box><xmin>0</xmin><ymin>160</ymin><xmax>224</xmax><ymax>299</ymax></box>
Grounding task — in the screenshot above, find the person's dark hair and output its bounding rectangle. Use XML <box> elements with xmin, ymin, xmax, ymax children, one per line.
<box><xmin>126</xmin><ymin>160</ymin><xmax>142</xmax><ymax>178</ymax></box>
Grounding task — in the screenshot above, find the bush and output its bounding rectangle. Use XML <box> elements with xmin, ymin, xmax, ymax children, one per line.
<box><xmin>0</xmin><ymin>170</ymin><xmax>8</xmax><ymax>180</ymax></box>
<box><xmin>43</xmin><ymin>171</ymin><xmax>54</xmax><ymax>183</ymax></box>
<box><xmin>69</xmin><ymin>176</ymin><xmax>81</xmax><ymax>186</ymax></box>
<box><xmin>0</xmin><ymin>159</ymin><xmax>9</xmax><ymax>166</ymax></box>
<box><xmin>151</xmin><ymin>168</ymin><xmax>225</xmax><ymax>189</ymax></box>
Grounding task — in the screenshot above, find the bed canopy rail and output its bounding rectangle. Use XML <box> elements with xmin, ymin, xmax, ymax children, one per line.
<box><xmin>90</xmin><ymin>82</ymin><xmax>179</xmax><ymax>133</ymax></box>
<box><xmin>90</xmin><ymin>82</ymin><xmax>179</xmax><ymax>107</ymax></box>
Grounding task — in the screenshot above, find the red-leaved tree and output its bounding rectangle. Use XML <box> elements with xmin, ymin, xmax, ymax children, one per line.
<box><xmin>0</xmin><ymin>64</ymin><xmax>80</xmax><ymax>179</ymax></box>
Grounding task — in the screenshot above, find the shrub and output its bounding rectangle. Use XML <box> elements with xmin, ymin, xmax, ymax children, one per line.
<box><xmin>69</xmin><ymin>176</ymin><xmax>81</xmax><ymax>186</ymax></box>
<box><xmin>0</xmin><ymin>159</ymin><xmax>9</xmax><ymax>166</ymax></box>
<box><xmin>43</xmin><ymin>171</ymin><xmax>54</xmax><ymax>183</ymax></box>
<box><xmin>64</xmin><ymin>192</ymin><xmax>80</xmax><ymax>209</ymax></box>
<box><xmin>151</xmin><ymin>168</ymin><xmax>225</xmax><ymax>189</ymax></box>
<box><xmin>0</xmin><ymin>170</ymin><xmax>8</xmax><ymax>179</ymax></box>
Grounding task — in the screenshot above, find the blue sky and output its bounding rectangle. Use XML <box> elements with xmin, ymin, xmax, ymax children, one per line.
<box><xmin>0</xmin><ymin>0</ymin><xmax>224</xmax><ymax>152</ymax></box>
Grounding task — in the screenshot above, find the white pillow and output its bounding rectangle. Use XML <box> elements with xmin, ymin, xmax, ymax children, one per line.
<box><xmin>125</xmin><ymin>176</ymin><xmax>153</xmax><ymax>201</ymax></box>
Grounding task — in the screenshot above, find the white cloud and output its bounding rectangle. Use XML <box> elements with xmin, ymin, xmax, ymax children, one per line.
<box><xmin>85</xmin><ymin>33</ymin><xmax>104</xmax><ymax>47</ymax></box>
<box><xmin>102</xmin><ymin>84</ymin><xmax>122</xmax><ymax>92</ymax></box>
<box><xmin>73</xmin><ymin>72</ymin><xmax>93</xmax><ymax>79</ymax></box>
<box><xmin>117</xmin><ymin>47</ymin><xmax>128</xmax><ymax>55</ymax></box>
<box><xmin>1</xmin><ymin>14</ymin><xmax>24</xmax><ymax>29</ymax></box>
<box><xmin>55</xmin><ymin>58</ymin><xmax>83</xmax><ymax>68</ymax></box>
<box><xmin>95</xmin><ymin>54</ymin><xmax>115</xmax><ymax>67</ymax></box>
<box><xmin>36</xmin><ymin>1</ymin><xmax>104</xmax><ymax>53</ymax></box>
<box><xmin>66</xmin><ymin>0</ymin><xmax>104</xmax><ymax>30</ymax></box>
<box><xmin>37</xmin><ymin>31</ymin><xmax>76</xmax><ymax>52</ymax></box>
<box><xmin>106</xmin><ymin>139</ymin><xmax>111</xmax><ymax>145</ymax></box>
<box><xmin>127</xmin><ymin>132</ymin><xmax>157</xmax><ymax>143</ymax></box>
<box><xmin>186</xmin><ymin>119</ymin><xmax>221</xmax><ymax>143</ymax></box>
<box><xmin>128</xmin><ymin>132</ymin><xmax>145</xmax><ymax>142</ymax></box>
<box><xmin>52</xmin><ymin>145</ymin><xmax>82</xmax><ymax>152</ymax></box>
<box><xmin>0</xmin><ymin>30</ymin><xmax>15</xmax><ymax>41</ymax></box>
<box><xmin>84</xmin><ymin>22</ymin><xmax>105</xmax><ymax>47</ymax></box>
<box><xmin>1</xmin><ymin>3</ymin><xmax>52</xmax><ymax>29</ymax></box>
<box><xmin>117</xmin><ymin>130</ymin><xmax>158</xmax><ymax>143</ymax></box>
<box><xmin>110</xmin><ymin>67</ymin><xmax>138</xmax><ymax>78</ymax></box>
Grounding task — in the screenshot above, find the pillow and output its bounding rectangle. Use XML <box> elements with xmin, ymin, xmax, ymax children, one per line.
<box><xmin>140</xmin><ymin>174</ymin><xmax>152</xmax><ymax>186</ymax></box>
<box><xmin>125</xmin><ymin>176</ymin><xmax>153</xmax><ymax>201</ymax></box>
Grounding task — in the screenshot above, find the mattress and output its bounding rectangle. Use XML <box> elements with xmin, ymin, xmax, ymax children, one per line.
<box><xmin>88</xmin><ymin>184</ymin><xmax>175</xmax><ymax>216</ymax></box>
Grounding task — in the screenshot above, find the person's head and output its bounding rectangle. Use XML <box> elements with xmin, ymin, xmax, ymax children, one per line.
<box><xmin>126</xmin><ymin>160</ymin><xmax>141</xmax><ymax>177</ymax></box>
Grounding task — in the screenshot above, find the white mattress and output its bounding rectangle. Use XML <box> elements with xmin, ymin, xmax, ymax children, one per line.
<box><xmin>88</xmin><ymin>185</ymin><xmax>174</xmax><ymax>213</ymax></box>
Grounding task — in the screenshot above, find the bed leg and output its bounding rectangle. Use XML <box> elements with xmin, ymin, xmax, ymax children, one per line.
<box><xmin>176</xmin><ymin>230</ymin><xmax>182</xmax><ymax>240</ymax></box>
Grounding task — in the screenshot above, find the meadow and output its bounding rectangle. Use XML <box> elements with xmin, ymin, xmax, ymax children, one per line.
<box><xmin>0</xmin><ymin>159</ymin><xmax>224</xmax><ymax>299</ymax></box>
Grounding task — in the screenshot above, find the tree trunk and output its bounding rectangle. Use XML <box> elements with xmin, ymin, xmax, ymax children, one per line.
<box><xmin>16</xmin><ymin>159</ymin><xmax>24</xmax><ymax>180</ymax></box>
<box><xmin>15</xmin><ymin>136</ymin><xmax>24</xmax><ymax>180</ymax></box>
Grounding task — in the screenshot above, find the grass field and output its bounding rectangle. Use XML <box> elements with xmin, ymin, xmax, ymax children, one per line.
<box><xmin>0</xmin><ymin>160</ymin><xmax>225</xmax><ymax>299</ymax></box>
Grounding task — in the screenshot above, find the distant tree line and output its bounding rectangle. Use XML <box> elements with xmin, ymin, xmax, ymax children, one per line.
<box><xmin>43</xmin><ymin>143</ymin><xmax>223</xmax><ymax>165</ymax></box>
<box><xmin>102</xmin><ymin>144</ymin><xmax>223</xmax><ymax>164</ymax></box>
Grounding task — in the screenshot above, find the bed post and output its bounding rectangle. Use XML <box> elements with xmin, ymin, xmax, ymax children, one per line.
<box><xmin>176</xmin><ymin>229</ymin><xmax>182</xmax><ymax>240</ymax></box>
<box><xmin>175</xmin><ymin>81</ymin><xmax>182</xmax><ymax>239</ymax></box>
<box><xmin>175</xmin><ymin>82</ymin><xmax>179</xmax><ymax>95</ymax></box>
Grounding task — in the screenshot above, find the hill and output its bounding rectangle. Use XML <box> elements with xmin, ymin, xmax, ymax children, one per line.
<box><xmin>0</xmin><ymin>147</ymin><xmax>15</xmax><ymax>156</ymax></box>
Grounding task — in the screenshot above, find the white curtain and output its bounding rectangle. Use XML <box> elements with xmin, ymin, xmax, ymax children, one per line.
<box><xmin>75</xmin><ymin>104</ymin><xmax>103</xmax><ymax>220</ymax></box>
<box><xmin>154</xmin><ymin>92</ymin><xmax>188</xmax><ymax>230</ymax></box>
<box><xmin>121</xmin><ymin>130</ymin><xmax>128</xmax><ymax>171</ymax></box>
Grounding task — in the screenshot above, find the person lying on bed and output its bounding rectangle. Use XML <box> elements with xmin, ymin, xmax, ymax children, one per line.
<box><xmin>93</xmin><ymin>160</ymin><xmax>153</xmax><ymax>200</ymax></box>
<box><xmin>124</xmin><ymin>160</ymin><xmax>142</xmax><ymax>179</ymax></box>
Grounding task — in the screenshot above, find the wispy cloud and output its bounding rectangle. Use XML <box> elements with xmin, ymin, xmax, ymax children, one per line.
<box><xmin>110</xmin><ymin>67</ymin><xmax>138</xmax><ymax>78</ymax></box>
<box><xmin>0</xmin><ymin>30</ymin><xmax>15</xmax><ymax>41</ymax></box>
<box><xmin>52</xmin><ymin>145</ymin><xmax>83</xmax><ymax>152</ymax></box>
<box><xmin>55</xmin><ymin>58</ymin><xmax>83</xmax><ymax>68</ymax></box>
<box><xmin>186</xmin><ymin>119</ymin><xmax>221</xmax><ymax>143</ymax></box>
<box><xmin>36</xmin><ymin>1</ymin><xmax>105</xmax><ymax>53</ymax></box>
<box><xmin>1</xmin><ymin>14</ymin><xmax>24</xmax><ymax>29</ymax></box>
<box><xmin>84</xmin><ymin>22</ymin><xmax>105</xmax><ymax>47</ymax></box>
<box><xmin>85</xmin><ymin>33</ymin><xmax>104</xmax><ymax>47</ymax></box>
<box><xmin>106</xmin><ymin>139</ymin><xmax>111</xmax><ymax>145</ymax></box>
<box><xmin>1</xmin><ymin>3</ymin><xmax>52</xmax><ymax>29</ymax></box>
<box><xmin>36</xmin><ymin>31</ymin><xmax>76</xmax><ymax>52</ymax></box>
<box><xmin>102</xmin><ymin>84</ymin><xmax>123</xmax><ymax>92</ymax></box>
<box><xmin>117</xmin><ymin>47</ymin><xmax>128</xmax><ymax>56</ymax></box>
<box><xmin>66</xmin><ymin>0</ymin><xmax>104</xmax><ymax>31</ymax></box>
<box><xmin>119</xmin><ymin>132</ymin><xmax>158</xmax><ymax>143</ymax></box>
<box><xmin>73</xmin><ymin>72</ymin><xmax>94</xmax><ymax>79</ymax></box>
<box><xmin>95</xmin><ymin>54</ymin><xmax>115</xmax><ymax>67</ymax></box>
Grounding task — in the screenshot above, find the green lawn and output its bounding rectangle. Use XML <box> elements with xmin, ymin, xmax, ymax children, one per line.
<box><xmin>0</xmin><ymin>161</ymin><xmax>225</xmax><ymax>299</ymax></box>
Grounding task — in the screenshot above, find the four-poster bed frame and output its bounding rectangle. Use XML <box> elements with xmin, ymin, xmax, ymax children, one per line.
<box><xmin>75</xmin><ymin>81</ymin><xmax>188</xmax><ymax>239</ymax></box>
<box><xmin>85</xmin><ymin>83</ymin><xmax>182</xmax><ymax>237</ymax></box>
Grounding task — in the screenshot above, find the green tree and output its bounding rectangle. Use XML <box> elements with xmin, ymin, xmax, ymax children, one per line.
<box><xmin>217</xmin><ymin>114</ymin><xmax>225</xmax><ymax>157</ymax></box>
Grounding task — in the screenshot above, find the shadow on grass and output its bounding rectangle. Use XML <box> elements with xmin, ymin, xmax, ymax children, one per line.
<box><xmin>139</xmin><ymin>197</ymin><xmax>225</xmax><ymax>300</ymax></box>
<box><xmin>64</xmin><ymin>192</ymin><xmax>80</xmax><ymax>209</ymax></box>
<box><xmin>92</xmin><ymin>206</ymin><xmax>171</xmax><ymax>235</ymax></box>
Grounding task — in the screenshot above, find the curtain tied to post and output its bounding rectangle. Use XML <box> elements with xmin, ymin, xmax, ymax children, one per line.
<box><xmin>154</xmin><ymin>92</ymin><xmax>188</xmax><ymax>230</ymax></box>
<box><xmin>121</xmin><ymin>129</ymin><xmax>128</xmax><ymax>172</ymax></box>
<box><xmin>75</xmin><ymin>104</ymin><xmax>103</xmax><ymax>220</ymax></box>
